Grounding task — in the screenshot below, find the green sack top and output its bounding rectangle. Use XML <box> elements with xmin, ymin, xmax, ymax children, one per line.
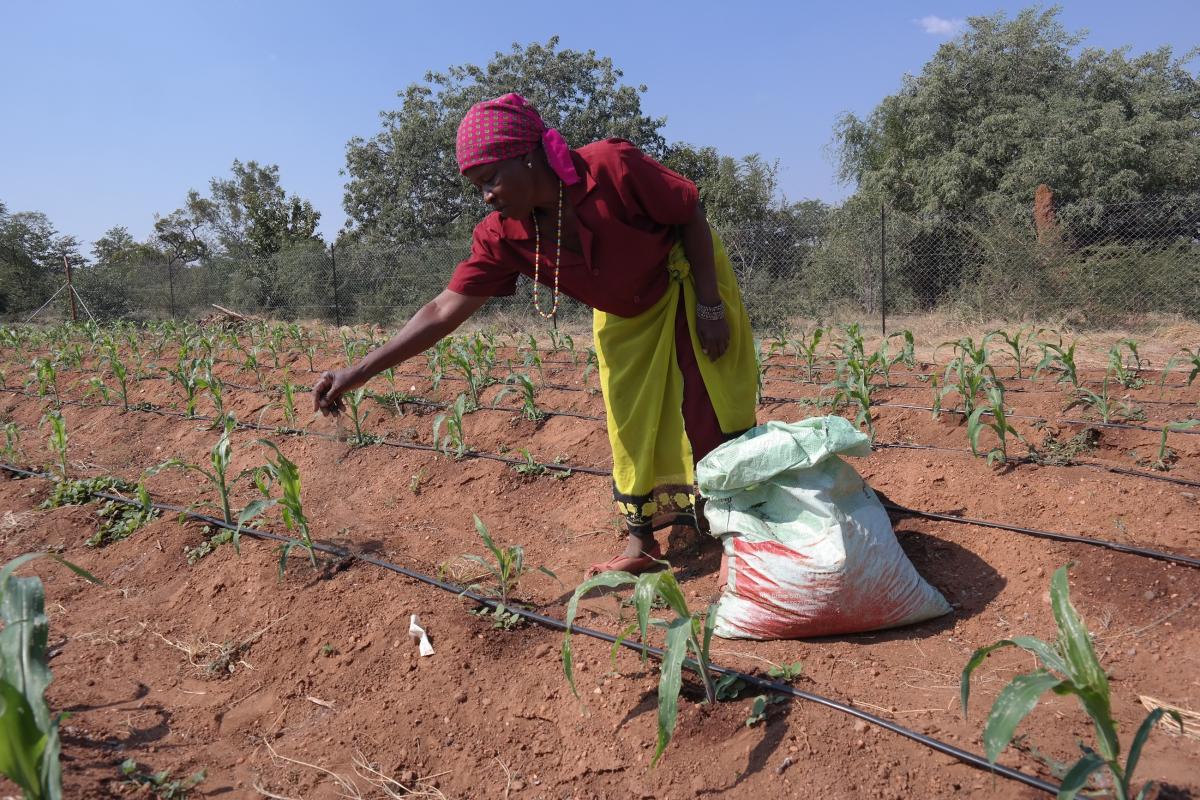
<box><xmin>695</xmin><ymin>416</ymin><xmax>871</xmax><ymax>498</ymax></box>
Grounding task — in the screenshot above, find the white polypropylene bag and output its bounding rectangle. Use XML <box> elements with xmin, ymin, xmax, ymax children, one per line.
<box><xmin>697</xmin><ymin>416</ymin><xmax>951</xmax><ymax>640</ymax></box>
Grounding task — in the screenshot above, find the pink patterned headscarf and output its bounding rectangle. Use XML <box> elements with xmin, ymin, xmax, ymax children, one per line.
<box><xmin>456</xmin><ymin>93</ymin><xmax>580</xmax><ymax>186</ymax></box>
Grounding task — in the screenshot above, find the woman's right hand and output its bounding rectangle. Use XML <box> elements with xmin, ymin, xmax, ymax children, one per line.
<box><xmin>312</xmin><ymin>367</ymin><xmax>362</xmax><ymax>416</ymax></box>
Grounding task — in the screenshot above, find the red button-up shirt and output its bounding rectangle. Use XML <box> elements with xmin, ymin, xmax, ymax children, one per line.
<box><xmin>447</xmin><ymin>138</ymin><xmax>699</xmax><ymax>317</ymax></box>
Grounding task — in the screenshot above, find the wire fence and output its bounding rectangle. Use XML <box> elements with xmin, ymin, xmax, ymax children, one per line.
<box><xmin>6</xmin><ymin>195</ymin><xmax>1199</xmax><ymax>332</ymax></box>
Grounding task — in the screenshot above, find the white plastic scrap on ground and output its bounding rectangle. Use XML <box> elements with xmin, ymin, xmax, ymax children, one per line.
<box><xmin>409</xmin><ymin>614</ymin><xmax>435</xmax><ymax>656</ymax></box>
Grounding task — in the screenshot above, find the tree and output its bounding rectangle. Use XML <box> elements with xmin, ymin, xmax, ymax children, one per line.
<box><xmin>833</xmin><ymin>7</ymin><xmax>1200</xmax><ymax>215</ymax></box>
<box><xmin>191</xmin><ymin>160</ymin><xmax>321</xmax><ymax>259</ymax></box>
<box><xmin>341</xmin><ymin>37</ymin><xmax>668</xmax><ymax>245</ymax></box>
<box><xmin>0</xmin><ymin>204</ymin><xmax>84</xmax><ymax>316</ymax></box>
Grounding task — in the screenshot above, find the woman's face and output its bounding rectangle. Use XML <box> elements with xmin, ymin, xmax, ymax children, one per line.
<box><xmin>464</xmin><ymin>156</ymin><xmax>534</xmax><ymax>220</ymax></box>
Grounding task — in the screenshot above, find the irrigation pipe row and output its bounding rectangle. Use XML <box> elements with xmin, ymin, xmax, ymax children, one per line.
<box><xmin>759</xmin><ymin>396</ymin><xmax>1200</xmax><ymax>437</ymax></box>
<box><xmin>0</xmin><ymin>461</ymin><xmax>1061</xmax><ymax>796</ymax></box>
<box><xmin>6</xmin><ymin>384</ymin><xmax>1200</xmax><ymax>501</ymax></box>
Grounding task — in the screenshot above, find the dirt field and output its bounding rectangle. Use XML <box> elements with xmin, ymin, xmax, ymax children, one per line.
<box><xmin>1</xmin><ymin>321</ymin><xmax>1197</xmax><ymax>799</ymax></box>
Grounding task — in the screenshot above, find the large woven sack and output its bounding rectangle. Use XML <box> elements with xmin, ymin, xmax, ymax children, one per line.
<box><xmin>697</xmin><ymin>416</ymin><xmax>951</xmax><ymax>640</ymax></box>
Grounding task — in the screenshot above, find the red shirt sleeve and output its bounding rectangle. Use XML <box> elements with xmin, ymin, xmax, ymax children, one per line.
<box><xmin>447</xmin><ymin>217</ymin><xmax>520</xmax><ymax>297</ymax></box>
<box><xmin>608</xmin><ymin>140</ymin><xmax>699</xmax><ymax>226</ymax></box>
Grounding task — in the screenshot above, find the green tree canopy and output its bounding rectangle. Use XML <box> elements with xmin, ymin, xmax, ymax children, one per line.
<box><xmin>184</xmin><ymin>160</ymin><xmax>322</xmax><ymax>259</ymax></box>
<box><xmin>0</xmin><ymin>204</ymin><xmax>84</xmax><ymax>315</ymax></box>
<box><xmin>341</xmin><ymin>37</ymin><xmax>668</xmax><ymax>245</ymax></box>
<box><xmin>834</xmin><ymin>7</ymin><xmax>1200</xmax><ymax>214</ymax></box>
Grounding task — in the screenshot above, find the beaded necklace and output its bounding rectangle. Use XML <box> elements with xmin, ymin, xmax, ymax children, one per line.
<box><xmin>530</xmin><ymin>181</ymin><xmax>563</xmax><ymax>319</ymax></box>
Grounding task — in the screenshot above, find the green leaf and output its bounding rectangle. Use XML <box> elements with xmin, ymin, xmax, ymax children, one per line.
<box><xmin>1049</xmin><ymin>566</ymin><xmax>1117</xmax><ymax>760</ymax></box>
<box><xmin>237</xmin><ymin>499</ymin><xmax>275</xmax><ymax>527</ymax></box>
<box><xmin>1125</xmin><ymin>707</ymin><xmax>1182</xmax><ymax>786</ymax></box>
<box><xmin>561</xmin><ymin>571</ymin><xmax>638</xmax><ymax>697</ymax></box>
<box><xmin>0</xmin><ymin>679</ymin><xmax>47</xmax><ymax>796</ymax></box>
<box><xmin>962</xmin><ymin>638</ymin><xmax>1050</xmax><ymax>716</ymax></box>
<box><xmin>982</xmin><ymin>669</ymin><xmax>1065</xmax><ymax>763</ymax></box>
<box><xmin>1056</xmin><ymin>751</ymin><xmax>1105</xmax><ymax>800</ymax></box>
<box><xmin>652</xmin><ymin>617</ymin><xmax>690</xmax><ymax>767</ymax></box>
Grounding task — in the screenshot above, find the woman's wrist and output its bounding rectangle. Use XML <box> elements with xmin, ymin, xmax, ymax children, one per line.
<box><xmin>695</xmin><ymin>299</ymin><xmax>725</xmax><ymax>321</ymax></box>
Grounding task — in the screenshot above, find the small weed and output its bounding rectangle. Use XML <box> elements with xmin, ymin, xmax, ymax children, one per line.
<box><xmin>1026</xmin><ymin>426</ymin><xmax>1099</xmax><ymax>466</ymax></box>
<box><xmin>120</xmin><ymin>759</ymin><xmax>206</xmax><ymax>799</ymax></box>
<box><xmin>185</xmin><ymin>527</ymin><xmax>234</xmax><ymax>565</ymax></box>
<box><xmin>89</xmin><ymin>482</ymin><xmax>159</xmax><ymax>547</ymax></box>
<box><xmin>512</xmin><ymin>448</ymin><xmax>546</xmax><ymax>477</ymax></box>
<box><xmin>767</xmin><ymin>661</ymin><xmax>804</xmax><ymax>682</ymax></box>
<box><xmin>408</xmin><ymin>468</ymin><xmax>427</xmax><ymax>495</ymax></box>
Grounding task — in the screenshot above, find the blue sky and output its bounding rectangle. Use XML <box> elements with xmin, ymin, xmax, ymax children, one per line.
<box><xmin>1</xmin><ymin>1</ymin><xmax>1196</xmax><ymax>250</ymax></box>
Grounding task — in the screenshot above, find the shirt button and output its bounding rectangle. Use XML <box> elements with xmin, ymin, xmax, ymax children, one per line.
<box><xmin>633</xmin><ymin>295</ymin><xmax>641</xmax><ymax>304</ymax></box>
<box><xmin>591</xmin><ymin>268</ymin><xmax>599</xmax><ymax>276</ymax></box>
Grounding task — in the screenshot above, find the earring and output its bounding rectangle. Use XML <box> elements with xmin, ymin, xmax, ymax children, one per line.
<box><xmin>526</xmin><ymin>161</ymin><xmax>533</xmax><ymax>169</ymax></box>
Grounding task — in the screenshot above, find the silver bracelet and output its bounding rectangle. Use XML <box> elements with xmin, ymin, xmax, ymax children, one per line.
<box><xmin>695</xmin><ymin>301</ymin><xmax>725</xmax><ymax>321</ymax></box>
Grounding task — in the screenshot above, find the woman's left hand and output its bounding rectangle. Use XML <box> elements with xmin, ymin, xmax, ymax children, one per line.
<box><xmin>697</xmin><ymin>316</ymin><xmax>731</xmax><ymax>361</ymax></box>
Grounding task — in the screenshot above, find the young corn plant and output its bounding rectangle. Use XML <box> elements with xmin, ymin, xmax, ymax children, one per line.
<box><xmin>29</xmin><ymin>357</ymin><xmax>60</xmax><ymax>406</ymax></box>
<box><xmin>962</xmin><ymin>565</ymin><xmax>1182</xmax><ymax>800</ymax></box>
<box><xmin>582</xmin><ymin>347</ymin><xmax>599</xmax><ymax>390</ymax></box>
<box><xmin>1107</xmin><ymin>339</ymin><xmax>1146</xmax><ymax>389</ymax></box>
<box><xmin>370</xmin><ymin>366</ymin><xmax>412</xmax><ymax>417</ymax></box>
<box><xmin>826</xmin><ymin>358</ymin><xmax>876</xmax><ymax>440</ymax></box>
<box><xmin>1160</xmin><ymin>346</ymin><xmax>1199</xmax><ymax>389</ymax></box>
<box><xmin>42</xmin><ymin>410</ymin><xmax>70</xmax><ymax>479</ymax></box>
<box><xmin>563</xmin><ymin>570</ymin><xmax>719</xmax><ymax>766</ymax></box>
<box><xmin>0</xmin><ymin>553</ymin><xmax>101</xmax><ymax>800</ymax></box>
<box><xmin>871</xmin><ymin>330</ymin><xmax>916</xmax><ymax>387</ymax></box>
<box><xmin>149</xmin><ymin>419</ymin><xmax>264</xmax><ymax>530</ymax></box>
<box><xmin>1136</xmin><ymin>420</ymin><xmax>1200</xmax><ymax>471</ymax></box>
<box><xmin>511</xmin><ymin>448</ymin><xmax>546</xmax><ymax>477</ymax></box>
<box><xmin>966</xmin><ymin>385</ymin><xmax>1021</xmax><ymax>466</ymax></box>
<box><xmin>496</xmin><ymin>372</ymin><xmax>544</xmax><ymax>421</ymax></box>
<box><xmin>1064</xmin><ymin>378</ymin><xmax>1146</xmax><ymax>424</ymax></box>
<box><xmin>432</xmin><ymin>394</ymin><xmax>469</xmax><ymax>458</ymax></box>
<box><xmin>343</xmin><ymin>387</ymin><xmax>381</xmax><ymax>446</ymax></box>
<box><xmin>937</xmin><ymin>344</ymin><xmax>999</xmax><ymax>421</ymax></box>
<box><xmin>278</xmin><ymin>376</ymin><xmax>300</xmax><ymax>432</ymax></box>
<box><xmin>988</xmin><ymin>326</ymin><xmax>1043</xmax><ymax>379</ymax></box>
<box><xmin>100</xmin><ymin>341</ymin><xmax>134</xmax><ymax>412</ymax></box>
<box><xmin>1035</xmin><ymin>339</ymin><xmax>1081</xmax><ymax>388</ymax></box>
<box><xmin>462</xmin><ymin>515</ymin><xmax>555</xmax><ymax>626</ymax></box>
<box><xmin>163</xmin><ymin>355</ymin><xmax>208</xmax><ymax>418</ymax></box>
<box><xmin>246</xmin><ymin>440</ymin><xmax>317</xmax><ymax>574</ymax></box>
<box><xmin>203</xmin><ymin>366</ymin><xmax>230</xmax><ymax>429</ymax></box>
<box><xmin>4</xmin><ymin>421</ymin><xmax>23</xmax><ymax>464</ymax></box>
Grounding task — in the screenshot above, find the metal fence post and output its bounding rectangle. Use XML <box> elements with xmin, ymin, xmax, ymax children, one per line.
<box><xmin>330</xmin><ymin>242</ymin><xmax>342</xmax><ymax>327</ymax></box>
<box><xmin>879</xmin><ymin>203</ymin><xmax>887</xmax><ymax>336</ymax></box>
<box><xmin>167</xmin><ymin>260</ymin><xmax>177</xmax><ymax>319</ymax></box>
<box><xmin>64</xmin><ymin>254</ymin><xmax>78</xmax><ymax>322</ymax></box>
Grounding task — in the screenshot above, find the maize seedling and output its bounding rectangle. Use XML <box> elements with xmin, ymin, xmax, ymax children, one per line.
<box><xmin>966</xmin><ymin>385</ymin><xmax>1021</xmax><ymax>466</ymax></box>
<box><xmin>962</xmin><ymin>565</ymin><xmax>1182</xmax><ymax>800</ymax></box>
<box><xmin>1064</xmin><ymin>378</ymin><xmax>1145</xmax><ymax>424</ymax></box>
<box><xmin>246</xmin><ymin>439</ymin><xmax>318</xmax><ymax>574</ymax></box>
<box><xmin>1107</xmin><ymin>339</ymin><xmax>1146</xmax><ymax>389</ymax></box>
<box><xmin>563</xmin><ymin>570</ymin><xmax>718</xmax><ymax>766</ymax></box>
<box><xmin>0</xmin><ymin>553</ymin><xmax>100</xmax><ymax>800</ymax></box>
<box><xmin>432</xmin><ymin>394</ymin><xmax>469</xmax><ymax>458</ymax></box>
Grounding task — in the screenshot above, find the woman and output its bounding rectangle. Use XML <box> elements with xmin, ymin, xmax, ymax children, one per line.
<box><xmin>313</xmin><ymin>93</ymin><xmax>757</xmax><ymax>576</ymax></box>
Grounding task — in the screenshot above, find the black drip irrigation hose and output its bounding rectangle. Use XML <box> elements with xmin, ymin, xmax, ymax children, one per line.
<box><xmin>882</xmin><ymin>501</ymin><xmax>1200</xmax><ymax>569</ymax></box>
<box><xmin>6</xmin><ymin>389</ymin><xmax>1199</xmax><ymax>566</ymax></box>
<box><xmin>872</xmin><ymin>441</ymin><xmax>1200</xmax><ymax>489</ymax></box>
<box><xmin>760</xmin><ymin>396</ymin><xmax>1200</xmax><ymax>438</ymax></box>
<box><xmin>0</xmin><ymin>461</ymin><xmax>1060</xmax><ymax>797</ymax></box>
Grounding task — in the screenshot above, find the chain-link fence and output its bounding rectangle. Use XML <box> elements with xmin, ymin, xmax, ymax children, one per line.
<box><xmin>6</xmin><ymin>195</ymin><xmax>1199</xmax><ymax>331</ymax></box>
